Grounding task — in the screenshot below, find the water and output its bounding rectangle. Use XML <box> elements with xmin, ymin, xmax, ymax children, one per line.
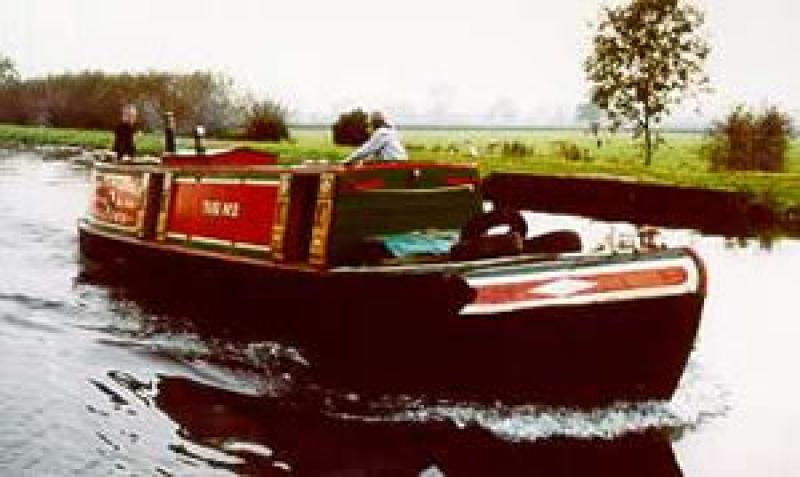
<box><xmin>0</xmin><ymin>150</ymin><xmax>796</xmax><ymax>475</ymax></box>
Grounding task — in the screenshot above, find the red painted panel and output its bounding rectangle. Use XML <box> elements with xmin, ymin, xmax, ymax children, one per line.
<box><xmin>445</xmin><ymin>176</ymin><xmax>480</xmax><ymax>187</ymax></box>
<box><xmin>167</xmin><ymin>180</ymin><xmax>279</xmax><ymax>245</ymax></box>
<box><xmin>91</xmin><ymin>171</ymin><xmax>145</xmax><ymax>229</ymax></box>
<box><xmin>344</xmin><ymin>162</ymin><xmax>475</xmax><ymax>172</ymax></box>
<box><xmin>474</xmin><ymin>266</ymin><xmax>688</xmax><ymax>305</ymax></box>
<box><xmin>343</xmin><ymin>177</ymin><xmax>386</xmax><ymax>192</ymax></box>
<box><xmin>163</xmin><ymin>148</ymin><xmax>278</xmax><ymax>167</ymax></box>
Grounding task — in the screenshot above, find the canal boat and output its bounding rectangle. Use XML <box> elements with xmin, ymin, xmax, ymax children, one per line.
<box><xmin>78</xmin><ymin>147</ymin><xmax>706</xmax><ymax>406</ymax></box>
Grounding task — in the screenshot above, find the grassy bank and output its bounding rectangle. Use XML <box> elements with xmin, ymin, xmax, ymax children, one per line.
<box><xmin>2</xmin><ymin>123</ymin><xmax>799</xmax><ymax>211</ymax></box>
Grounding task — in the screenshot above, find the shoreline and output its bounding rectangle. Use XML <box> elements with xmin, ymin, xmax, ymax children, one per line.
<box><xmin>484</xmin><ymin>173</ymin><xmax>800</xmax><ymax>238</ymax></box>
<box><xmin>1</xmin><ymin>124</ymin><xmax>798</xmax><ymax>235</ymax></box>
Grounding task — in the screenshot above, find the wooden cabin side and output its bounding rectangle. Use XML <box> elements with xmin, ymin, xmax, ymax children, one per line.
<box><xmin>86</xmin><ymin>149</ymin><xmax>286</xmax><ymax>260</ymax></box>
<box><xmin>159</xmin><ymin>170</ymin><xmax>282</xmax><ymax>255</ymax></box>
<box><xmin>310</xmin><ymin>163</ymin><xmax>482</xmax><ymax>266</ymax></box>
<box><xmin>88</xmin><ymin>165</ymin><xmax>163</xmax><ymax>239</ymax></box>
<box><xmin>85</xmin><ymin>156</ymin><xmax>483</xmax><ymax>269</ymax></box>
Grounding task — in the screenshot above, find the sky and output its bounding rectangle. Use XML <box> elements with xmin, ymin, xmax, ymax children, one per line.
<box><xmin>1</xmin><ymin>0</ymin><xmax>799</xmax><ymax>125</ymax></box>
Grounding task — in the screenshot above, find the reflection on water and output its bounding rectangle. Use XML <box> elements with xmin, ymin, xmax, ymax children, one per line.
<box><xmin>154</xmin><ymin>375</ymin><xmax>683</xmax><ymax>476</ymax></box>
<box><xmin>0</xmin><ymin>150</ymin><xmax>797</xmax><ymax>475</ymax></box>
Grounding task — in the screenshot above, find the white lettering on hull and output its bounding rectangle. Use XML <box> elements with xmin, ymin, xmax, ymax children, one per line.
<box><xmin>202</xmin><ymin>200</ymin><xmax>240</xmax><ymax>218</ymax></box>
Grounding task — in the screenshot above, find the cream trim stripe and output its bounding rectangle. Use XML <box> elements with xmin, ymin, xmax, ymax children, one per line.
<box><xmin>199</xmin><ymin>177</ymin><xmax>240</xmax><ymax>185</ymax></box>
<box><xmin>461</xmin><ymin>282</ymin><xmax>696</xmax><ymax>315</ymax></box>
<box><xmin>233</xmin><ymin>242</ymin><xmax>271</xmax><ymax>252</ymax></box>
<box><xmin>243</xmin><ymin>179</ymin><xmax>280</xmax><ymax>186</ymax></box>
<box><xmin>465</xmin><ymin>257</ymin><xmax>697</xmax><ymax>288</ymax></box>
<box><xmin>166</xmin><ymin>232</ymin><xmax>188</xmax><ymax>241</ymax></box>
<box><xmin>167</xmin><ymin>232</ymin><xmax>271</xmax><ymax>252</ymax></box>
<box><xmin>89</xmin><ymin>217</ymin><xmax>138</xmax><ymax>233</ymax></box>
<box><xmin>460</xmin><ymin>257</ymin><xmax>700</xmax><ymax>315</ymax></box>
<box><xmin>175</xmin><ymin>177</ymin><xmax>280</xmax><ymax>186</ymax></box>
<box><xmin>190</xmin><ymin>235</ymin><xmax>233</xmax><ymax>247</ymax></box>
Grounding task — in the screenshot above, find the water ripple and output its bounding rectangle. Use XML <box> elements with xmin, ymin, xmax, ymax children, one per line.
<box><xmin>0</xmin><ymin>292</ymin><xmax>71</xmax><ymax>312</ymax></box>
<box><xmin>328</xmin><ymin>357</ymin><xmax>730</xmax><ymax>441</ymax></box>
<box><xmin>0</xmin><ymin>312</ymin><xmax>65</xmax><ymax>335</ymax></box>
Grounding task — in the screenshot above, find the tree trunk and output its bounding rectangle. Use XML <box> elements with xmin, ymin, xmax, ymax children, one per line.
<box><xmin>644</xmin><ymin>116</ymin><xmax>653</xmax><ymax>166</ymax></box>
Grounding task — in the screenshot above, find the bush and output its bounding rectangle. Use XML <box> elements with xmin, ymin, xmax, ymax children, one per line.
<box><xmin>332</xmin><ymin>109</ymin><xmax>369</xmax><ymax>146</ymax></box>
<box><xmin>707</xmin><ymin>106</ymin><xmax>793</xmax><ymax>172</ymax></box>
<box><xmin>242</xmin><ymin>99</ymin><xmax>290</xmax><ymax>142</ymax></box>
<box><xmin>501</xmin><ymin>140</ymin><xmax>533</xmax><ymax>158</ymax></box>
<box><xmin>554</xmin><ymin>141</ymin><xmax>586</xmax><ymax>161</ymax></box>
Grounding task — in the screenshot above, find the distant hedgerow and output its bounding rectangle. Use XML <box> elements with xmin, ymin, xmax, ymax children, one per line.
<box><xmin>706</xmin><ymin>106</ymin><xmax>792</xmax><ymax>172</ymax></box>
<box><xmin>501</xmin><ymin>140</ymin><xmax>533</xmax><ymax>158</ymax></box>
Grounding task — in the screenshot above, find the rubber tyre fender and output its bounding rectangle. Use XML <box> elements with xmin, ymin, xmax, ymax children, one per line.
<box><xmin>459</xmin><ymin>208</ymin><xmax>528</xmax><ymax>242</ymax></box>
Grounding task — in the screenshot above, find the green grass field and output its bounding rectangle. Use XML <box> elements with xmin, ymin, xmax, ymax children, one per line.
<box><xmin>2</xmin><ymin>123</ymin><xmax>799</xmax><ymax>211</ymax></box>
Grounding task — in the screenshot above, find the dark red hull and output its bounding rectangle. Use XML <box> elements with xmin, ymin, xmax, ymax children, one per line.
<box><xmin>79</xmin><ymin>222</ymin><xmax>703</xmax><ymax>407</ymax></box>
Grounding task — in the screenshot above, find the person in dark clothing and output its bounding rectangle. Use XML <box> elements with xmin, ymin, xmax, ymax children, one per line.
<box><xmin>112</xmin><ymin>104</ymin><xmax>138</xmax><ymax>160</ymax></box>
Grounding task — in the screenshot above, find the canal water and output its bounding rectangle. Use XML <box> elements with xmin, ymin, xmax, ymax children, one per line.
<box><xmin>0</xmin><ymin>150</ymin><xmax>797</xmax><ymax>475</ymax></box>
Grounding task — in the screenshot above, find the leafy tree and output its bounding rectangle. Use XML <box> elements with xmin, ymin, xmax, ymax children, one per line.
<box><xmin>171</xmin><ymin>72</ymin><xmax>243</xmax><ymax>135</ymax></box>
<box><xmin>575</xmin><ymin>102</ymin><xmax>603</xmax><ymax>124</ymax></box>
<box><xmin>585</xmin><ymin>0</ymin><xmax>710</xmax><ymax>165</ymax></box>
<box><xmin>243</xmin><ymin>99</ymin><xmax>290</xmax><ymax>142</ymax></box>
<box><xmin>0</xmin><ymin>53</ymin><xmax>19</xmax><ymax>84</ymax></box>
<box><xmin>332</xmin><ymin>109</ymin><xmax>370</xmax><ymax>146</ymax></box>
<box><xmin>0</xmin><ymin>54</ymin><xmax>23</xmax><ymax>123</ymax></box>
<box><xmin>575</xmin><ymin>101</ymin><xmax>605</xmax><ymax>144</ymax></box>
<box><xmin>706</xmin><ymin>105</ymin><xmax>793</xmax><ymax>172</ymax></box>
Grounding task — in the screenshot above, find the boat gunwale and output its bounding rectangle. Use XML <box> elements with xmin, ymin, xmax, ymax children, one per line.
<box><xmin>80</xmin><ymin>218</ymin><xmax>702</xmax><ymax>281</ymax></box>
<box><xmin>91</xmin><ymin>160</ymin><xmax>479</xmax><ymax>177</ymax></box>
<box><xmin>81</xmin><ymin>218</ymin><xmax>542</xmax><ymax>276</ymax></box>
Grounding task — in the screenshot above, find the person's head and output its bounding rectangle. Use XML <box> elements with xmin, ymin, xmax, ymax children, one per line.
<box><xmin>369</xmin><ymin>111</ymin><xmax>389</xmax><ymax>130</ymax></box>
<box><xmin>122</xmin><ymin>104</ymin><xmax>138</xmax><ymax>124</ymax></box>
<box><xmin>164</xmin><ymin>111</ymin><xmax>176</xmax><ymax>129</ymax></box>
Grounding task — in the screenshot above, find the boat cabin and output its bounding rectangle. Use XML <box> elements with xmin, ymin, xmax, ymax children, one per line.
<box><xmin>88</xmin><ymin>148</ymin><xmax>482</xmax><ymax>268</ymax></box>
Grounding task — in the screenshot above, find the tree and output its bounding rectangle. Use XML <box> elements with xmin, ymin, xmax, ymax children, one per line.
<box><xmin>706</xmin><ymin>105</ymin><xmax>793</xmax><ymax>172</ymax></box>
<box><xmin>0</xmin><ymin>54</ymin><xmax>22</xmax><ymax>123</ymax></box>
<box><xmin>170</xmin><ymin>72</ymin><xmax>244</xmax><ymax>135</ymax></box>
<box><xmin>585</xmin><ymin>0</ymin><xmax>710</xmax><ymax>165</ymax></box>
<box><xmin>575</xmin><ymin>101</ymin><xmax>605</xmax><ymax>145</ymax></box>
<box><xmin>243</xmin><ymin>99</ymin><xmax>290</xmax><ymax>142</ymax></box>
<box><xmin>332</xmin><ymin>109</ymin><xmax>370</xmax><ymax>146</ymax></box>
<box><xmin>0</xmin><ymin>54</ymin><xmax>19</xmax><ymax>84</ymax></box>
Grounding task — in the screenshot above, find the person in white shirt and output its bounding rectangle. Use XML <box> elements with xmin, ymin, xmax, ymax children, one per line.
<box><xmin>343</xmin><ymin>111</ymin><xmax>408</xmax><ymax>164</ymax></box>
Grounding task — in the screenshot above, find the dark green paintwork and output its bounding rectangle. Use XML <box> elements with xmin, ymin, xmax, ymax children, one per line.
<box><xmin>323</xmin><ymin>166</ymin><xmax>482</xmax><ymax>265</ymax></box>
<box><xmin>338</xmin><ymin>165</ymin><xmax>477</xmax><ymax>190</ymax></box>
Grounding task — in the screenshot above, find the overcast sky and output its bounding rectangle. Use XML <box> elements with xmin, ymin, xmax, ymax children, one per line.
<box><xmin>1</xmin><ymin>0</ymin><xmax>798</xmax><ymax>125</ymax></box>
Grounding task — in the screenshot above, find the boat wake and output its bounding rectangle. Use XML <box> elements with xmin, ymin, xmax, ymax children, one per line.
<box><xmin>362</xmin><ymin>357</ymin><xmax>730</xmax><ymax>441</ymax></box>
<box><xmin>62</xmin><ymin>276</ymin><xmax>729</xmax><ymax>444</ymax></box>
<box><xmin>109</xmin><ymin>330</ymin><xmax>729</xmax><ymax>442</ymax></box>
